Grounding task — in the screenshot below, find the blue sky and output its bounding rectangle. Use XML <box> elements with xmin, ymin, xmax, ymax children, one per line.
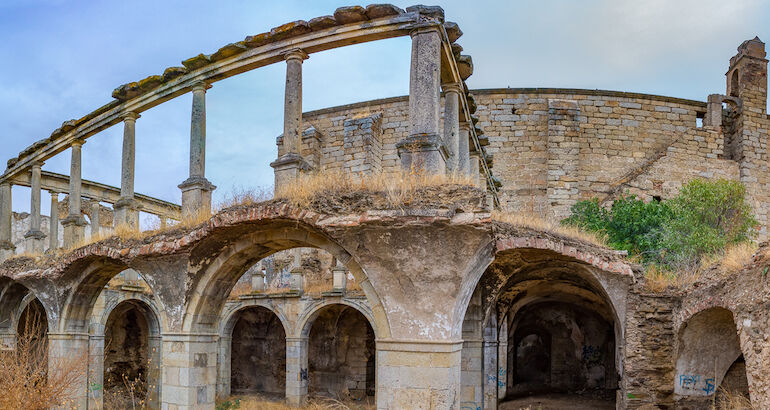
<box><xmin>1</xmin><ymin>0</ymin><xmax>768</xmax><ymax>217</ymax></box>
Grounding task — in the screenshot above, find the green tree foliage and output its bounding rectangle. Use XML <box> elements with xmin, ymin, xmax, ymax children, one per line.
<box><xmin>561</xmin><ymin>179</ymin><xmax>757</xmax><ymax>269</ymax></box>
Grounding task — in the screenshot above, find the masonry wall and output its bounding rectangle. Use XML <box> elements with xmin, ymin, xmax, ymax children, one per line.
<box><xmin>290</xmin><ymin>88</ymin><xmax>763</xmax><ymax>227</ymax></box>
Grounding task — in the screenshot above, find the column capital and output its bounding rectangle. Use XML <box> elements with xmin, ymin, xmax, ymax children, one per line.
<box><xmin>459</xmin><ymin>121</ymin><xmax>472</xmax><ymax>131</ymax></box>
<box><xmin>70</xmin><ymin>138</ymin><xmax>85</xmax><ymax>148</ymax></box>
<box><xmin>442</xmin><ymin>82</ymin><xmax>463</xmax><ymax>95</ymax></box>
<box><xmin>409</xmin><ymin>24</ymin><xmax>442</xmax><ymax>38</ymax></box>
<box><xmin>283</xmin><ymin>48</ymin><xmax>308</xmax><ymax>62</ymax></box>
<box><xmin>120</xmin><ymin>111</ymin><xmax>141</xmax><ymax>121</ymax></box>
<box><xmin>191</xmin><ymin>81</ymin><xmax>212</xmax><ymax>92</ymax></box>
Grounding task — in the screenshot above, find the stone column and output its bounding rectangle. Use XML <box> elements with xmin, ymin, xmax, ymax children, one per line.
<box><xmin>397</xmin><ymin>26</ymin><xmax>446</xmax><ymax>174</ymax></box>
<box><xmin>217</xmin><ymin>334</ymin><xmax>232</xmax><ymax>398</ymax></box>
<box><xmin>114</xmin><ymin>112</ymin><xmax>141</xmax><ymax>229</ymax></box>
<box><xmin>62</xmin><ymin>140</ymin><xmax>86</xmax><ymax>248</ymax></box>
<box><xmin>161</xmin><ymin>333</ymin><xmax>218</xmax><ymax>409</ymax></box>
<box><xmin>458</xmin><ymin>122</ymin><xmax>471</xmax><ymax>176</ymax></box>
<box><xmin>48</xmin><ymin>332</ymin><xmax>89</xmax><ymax>409</ymax></box>
<box><xmin>469</xmin><ymin>151</ymin><xmax>482</xmax><ymax>188</ymax></box>
<box><xmin>285</xmin><ymin>336</ymin><xmax>309</xmax><ymax>406</ymax></box>
<box><xmin>377</xmin><ymin>339</ymin><xmax>462</xmax><ymax>409</ymax></box>
<box><xmin>0</xmin><ymin>181</ymin><xmax>14</xmax><ymax>260</ymax></box>
<box><xmin>87</xmin><ymin>334</ymin><xmax>105</xmax><ymax>409</ymax></box>
<box><xmin>90</xmin><ymin>201</ymin><xmax>100</xmax><ymax>237</ymax></box>
<box><xmin>24</xmin><ymin>162</ymin><xmax>46</xmax><ymax>253</ymax></box>
<box><xmin>271</xmin><ymin>49</ymin><xmax>310</xmax><ymax>192</ymax></box>
<box><xmin>483</xmin><ymin>317</ymin><xmax>499</xmax><ymax>410</ymax></box>
<box><xmin>461</xmin><ymin>339</ymin><xmax>484</xmax><ymax>409</ymax></box>
<box><xmin>179</xmin><ymin>83</ymin><xmax>216</xmax><ymax>220</ymax></box>
<box><xmin>442</xmin><ymin>83</ymin><xmax>462</xmax><ymax>173</ymax></box>
<box><xmin>497</xmin><ymin>320</ymin><xmax>508</xmax><ymax>401</ymax></box>
<box><xmin>49</xmin><ymin>191</ymin><xmax>59</xmax><ymax>251</ymax></box>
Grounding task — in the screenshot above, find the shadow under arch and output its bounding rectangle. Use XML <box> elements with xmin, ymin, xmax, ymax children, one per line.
<box><xmin>219</xmin><ymin>303</ymin><xmax>287</xmax><ymax>398</ymax></box>
<box><xmin>0</xmin><ymin>278</ymin><xmax>55</xmax><ymax>336</ymax></box>
<box><xmin>182</xmin><ymin>221</ymin><xmax>390</xmax><ymax>338</ymax></box>
<box><xmin>296</xmin><ymin>298</ymin><xmax>379</xmax><ymax>339</ymax></box>
<box><xmin>95</xmin><ymin>297</ymin><xmax>163</xmax><ymax>409</ymax></box>
<box><xmin>301</xmin><ymin>301</ymin><xmax>377</xmax><ymax>400</ymax></box>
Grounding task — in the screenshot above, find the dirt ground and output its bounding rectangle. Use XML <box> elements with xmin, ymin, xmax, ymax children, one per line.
<box><xmin>499</xmin><ymin>393</ymin><xmax>615</xmax><ymax>410</ymax></box>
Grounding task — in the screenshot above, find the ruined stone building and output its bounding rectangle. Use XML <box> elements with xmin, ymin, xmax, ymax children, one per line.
<box><xmin>0</xmin><ymin>4</ymin><xmax>768</xmax><ymax>410</ymax></box>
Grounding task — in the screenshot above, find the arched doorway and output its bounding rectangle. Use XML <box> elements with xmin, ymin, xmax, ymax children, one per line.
<box><xmin>305</xmin><ymin>304</ymin><xmax>376</xmax><ymax>401</ymax></box>
<box><xmin>229</xmin><ymin>306</ymin><xmax>286</xmax><ymax>398</ymax></box>
<box><xmin>102</xmin><ymin>298</ymin><xmax>161</xmax><ymax>409</ymax></box>
<box><xmin>675</xmin><ymin>307</ymin><xmax>749</xmax><ymax>408</ymax></box>
<box><xmin>461</xmin><ymin>247</ymin><xmax>623</xmax><ymax>410</ymax></box>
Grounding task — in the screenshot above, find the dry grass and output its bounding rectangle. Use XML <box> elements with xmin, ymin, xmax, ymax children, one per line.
<box><xmin>303</xmin><ymin>281</ymin><xmax>334</xmax><ymax>295</ymax></box>
<box><xmin>218</xmin><ymin>395</ymin><xmax>374</xmax><ymax>410</ymax></box>
<box><xmin>490</xmin><ymin>210</ymin><xmax>607</xmax><ymax>247</ymax></box>
<box><xmin>218</xmin><ymin>186</ymin><xmax>273</xmax><ymax>210</ymax></box>
<box><xmin>0</xmin><ymin>312</ymin><xmax>85</xmax><ymax>409</ymax></box>
<box><xmin>275</xmin><ymin>170</ymin><xmax>476</xmax><ymax>209</ymax></box>
<box><xmin>719</xmin><ymin>242</ymin><xmax>758</xmax><ymax>272</ymax></box>
<box><xmin>644</xmin><ymin>242</ymin><xmax>759</xmax><ymax>292</ymax></box>
<box><xmin>716</xmin><ymin>386</ymin><xmax>755</xmax><ymax>409</ymax></box>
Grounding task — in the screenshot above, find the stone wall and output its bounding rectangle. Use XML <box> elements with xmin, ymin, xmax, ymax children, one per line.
<box><xmin>290</xmin><ymin>86</ymin><xmax>764</xmax><ymax>231</ymax></box>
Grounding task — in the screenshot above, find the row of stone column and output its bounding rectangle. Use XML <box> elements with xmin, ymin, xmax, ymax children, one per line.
<box><xmin>0</xmin><ymin>78</ymin><xmax>218</xmax><ymax>257</ymax></box>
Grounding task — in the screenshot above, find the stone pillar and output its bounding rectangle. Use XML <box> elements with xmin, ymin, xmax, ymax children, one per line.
<box><xmin>161</xmin><ymin>333</ymin><xmax>217</xmax><ymax>409</ymax></box>
<box><xmin>49</xmin><ymin>191</ymin><xmax>59</xmax><ymax>251</ymax></box>
<box><xmin>377</xmin><ymin>339</ymin><xmax>462</xmax><ymax>409</ymax></box>
<box><xmin>24</xmin><ymin>162</ymin><xmax>46</xmax><ymax>253</ymax></box>
<box><xmin>332</xmin><ymin>262</ymin><xmax>347</xmax><ymax>292</ymax></box>
<box><xmin>461</xmin><ymin>339</ymin><xmax>484</xmax><ymax>409</ymax></box>
<box><xmin>271</xmin><ymin>49</ymin><xmax>310</xmax><ymax>192</ymax></box>
<box><xmin>704</xmin><ymin>94</ymin><xmax>724</xmax><ymax>127</ymax></box>
<box><xmin>470</xmin><ymin>151</ymin><xmax>481</xmax><ymax>188</ymax></box>
<box><xmin>286</xmin><ymin>336</ymin><xmax>309</xmax><ymax>406</ymax></box>
<box><xmin>87</xmin><ymin>334</ymin><xmax>105</xmax><ymax>409</ymax></box>
<box><xmin>217</xmin><ymin>334</ymin><xmax>232</xmax><ymax>398</ymax></box>
<box><xmin>114</xmin><ymin>112</ymin><xmax>140</xmax><ymax>229</ymax></box>
<box><xmin>251</xmin><ymin>267</ymin><xmax>265</xmax><ymax>292</ymax></box>
<box><xmin>48</xmin><ymin>332</ymin><xmax>89</xmax><ymax>409</ymax></box>
<box><xmin>397</xmin><ymin>26</ymin><xmax>446</xmax><ymax>175</ymax></box>
<box><xmin>62</xmin><ymin>140</ymin><xmax>86</xmax><ymax>248</ymax></box>
<box><xmin>0</xmin><ymin>181</ymin><xmax>14</xmax><ymax>260</ymax></box>
<box><xmin>443</xmin><ymin>83</ymin><xmax>462</xmax><ymax>173</ymax></box>
<box><xmin>290</xmin><ymin>267</ymin><xmax>304</xmax><ymax>294</ymax></box>
<box><xmin>497</xmin><ymin>320</ymin><xmax>508</xmax><ymax>401</ymax></box>
<box><xmin>179</xmin><ymin>83</ymin><xmax>216</xmax><ymax>220</ymax></box>
<box><xmin>90</xmin><ymin>201</ymin><xmax>100</xmax><ymax>238</ymax></box>
<box><xmin>483</xmin><ymin>317</ymin><xmax>499</xmax><ymax>410</ymax></box>
<box><xmin>458</xmin><ymin>122</ymin><xmax>471</xmax><ymax>176</ymax></box>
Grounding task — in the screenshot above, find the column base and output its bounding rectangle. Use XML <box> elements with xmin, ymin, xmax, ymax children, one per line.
<box><xmin>396</xmin><ymin>133</ymin><xmax>447</xmax><ymax>175</ymax></box>
<box><xmin>113</xmin><ymin>197</ymin><xmax>141</xmax><ymax>229</ymax></box>
<box><xmin>61</xmin><ymin>215</ymin><xmax>87</xmax><ymax>249</ymax></box>
<box><xmin>178</xmin><ymin>176</ymin><xmax>216</xmax><ymax>220</ymax></box>
<box><xmin>270</xmin><ymin>153</ymin><xmax>312</xmax><ymax>193</ymax></box>
<box><xmin>376</xmin><ymin>339</ymin><xmax>462</xmax><ymax>409</ymax></box>
<box><xmin>23</xmin><ymin>230</ymin><xmax>46</xmax><ymax>254</ymax></box>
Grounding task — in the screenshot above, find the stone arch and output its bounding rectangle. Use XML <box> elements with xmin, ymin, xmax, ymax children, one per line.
<box><xmin>297</xmin><ymin>298</ymin><xmax>378</xmax><ymax>339</ymax></box>
<box><xmin>182</xmin><ymin>222</ymin><xmax>389</xmax><ymax>338</ymax></box>
<box><xmin>452</xmin><ymin>235</ymin><xmax>633</xmax><ymax>340</ymax></box>
<box><xmin>0</xmin><ymin>278</ymin><xmax>55</xmax><ymax>340</ymax></box>
<box><xmin>302</xmin><ymin>302</ymin><xmax>377</xmax><ymax>401</ymax></box>
<box><xmin>674</xmin><ymin>307</ymin><xmax>744</xmax><ymax>400</ymax></box>
<box><xmin>458</xmin><ymin>239</ymin><xmax>632</xmax><ymax>407</ymax></box>
<box><xmin>57</xmin><ymin>257</ymin><xmax>162</xmax><ymax>334</ymax></box>
<box><xmin>219</xmin><ymin>299</ymin><xmax>291</xmax><ymax>339</ymax></box>
<box><xmin>92</xmin><ymin>293</ymin><xmax>162</xmax><ymax>338</ymax></box>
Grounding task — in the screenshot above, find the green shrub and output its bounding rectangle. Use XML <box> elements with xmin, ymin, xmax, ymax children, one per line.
<box><xmin>561</xmin><ymin>179</ymin><xmax>757</xmax><ymax>269</ymax></box>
